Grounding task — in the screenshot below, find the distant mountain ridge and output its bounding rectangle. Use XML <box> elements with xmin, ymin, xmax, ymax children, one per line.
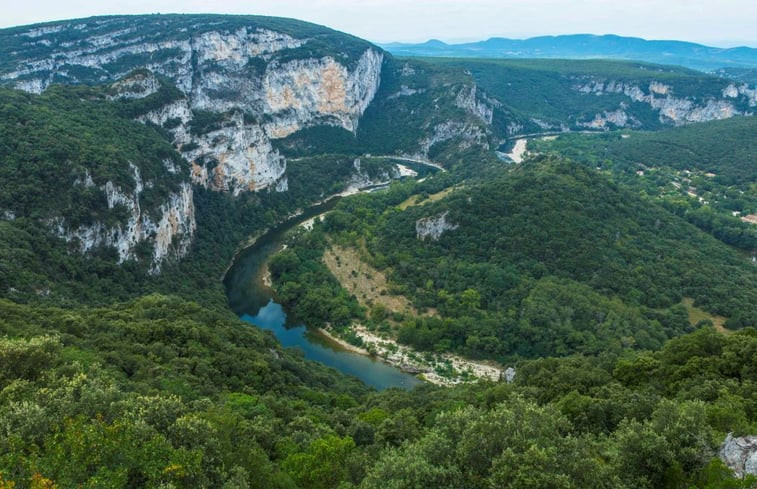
<box><xmin>382</xmin><ymin>34</ymin><xmax>757</xmax><ymax>72</ymax></box>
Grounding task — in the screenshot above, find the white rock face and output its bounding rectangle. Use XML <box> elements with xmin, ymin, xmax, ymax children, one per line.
<box><xmin>728</xmin><ymin>84</ymin><xmax>757</xmax><ymax>107</ymax></box>
<box><xmin>387</xmin><ymin>84</ymin><xmax>424</xmax><ymax>100</ymax></box>
<box><xmin>2</xmin><ymin>23</ymin><xmax>384</xmax><ymax>194</ymax></box>
<box><xmin>53</xmin><ymin>164</ymin><xmax>196</xmax><ymax>273</ymax></box>
<box><xmin>720</xmin><ymin>433</ymin><xmax>757</xmax><ymax>478</ymax></box>
<box><xmin>723</xmin><ymin>84</ymin><xmax>740</xmax><ymax>98</ymax></box>
<box><xmin>195</xmin><ymin>28</ymin><xmax>303</xmax><ymax>66</ymax></box>
<box><xmin>456</xmin><ymin>85</ymin><xmax>494</xmax><ymax>125</ymax></box>
<box><xmin>415</xmin><ymin>121</ymin><xmax>489</xmax><ymax>158</ymax></box>
<box><xmin>150</xmin><ymin>183</ymin><xmax>196</xmax><ymax>273</ymax></box>
<box><xmin>262</xmin><ymin>49</ymin><xmax>383</xmax><ymax>137</ymax></box>
<box><xmin>107</xmin><ymin>71</ymin><xmax>160</xmax><ymax>99</ymax></box>
<box><xmin>575</xmin><ymin>79</ymin><xmax>750</xmax><ymax>125</ymax></box>
<box><xmin>580</xmin><ymin>106</ymin><xmax>641</xmax><ymax>129</ymax></box>
<box><xmin>174</xmin><ymin>111</ymin><xmax>287</xmax><ymax>195</ymax></box>
<box><xmin>416</xmin><ymin>211</ymin><xmax>459</xmax><ymax>241</ymax></box>
<box><xmin>342</xmin><ymin>157</ymin><xmax>399</xmax><ymax>191</ymax></box>
<box><xmin>503</xmin><ymin>367</ymin><xmax>516</xmax><ymax>383</ymax></box>
<box><xmin>127</xmin><ymin>47</ymin><xmax>381</xmax><ymax>193</ymax></box>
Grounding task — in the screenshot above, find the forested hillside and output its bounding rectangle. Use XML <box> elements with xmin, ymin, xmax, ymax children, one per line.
<box><xmin>0</xmin><ymin>13</ymin><xmax>756</xmax><ymax>488</ymax></box>
<box><xmin>0</xmin><ymin>83</ymin><xmax>192</xmax><ymax>302</ymax></box>
<box><xmin>432</xmin><ymin>58</ymin><xmax>757</xmax><ymax>135</ymax></box>
<box><xmin>271</xmin><ymin>157</ymin><xmax>757</xmax><ymax>363</ymax></box>
<box><xmin>530</xmin><ymin>116</ymin><xmax>757</xmax><ymax>254</ymax></box>
<box><xmin>2</xmin><ymin>294</ymin><xmax>756</xmax><ymax>487</ymax></box>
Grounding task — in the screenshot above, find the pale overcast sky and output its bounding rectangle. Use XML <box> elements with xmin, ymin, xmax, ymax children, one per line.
<box><xmin>1</xmin><ymin>0</ymin><xmax>756</xmax><ymax>47</ymax></box>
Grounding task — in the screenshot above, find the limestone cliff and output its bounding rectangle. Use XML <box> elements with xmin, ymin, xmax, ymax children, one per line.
<box><xmin>574</xmin><ymin>79</ymin><xmax>753</xmax><ymax>127</ymax></box>
<box><xmin>0</xmin><ymin>15</ymin><xmax>384</xmax><ymax>194</ymax></box>
<box><xmin>52</xmin><ymin>164</ymin><xmax>196</xmax><ymax>274</ymax></box>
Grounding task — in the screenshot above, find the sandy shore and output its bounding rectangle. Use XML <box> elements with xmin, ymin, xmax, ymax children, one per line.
<box><xmin>318</xmin><ymin>323</ymin><xmax>503</xmax><ymax>387</ymax></box>
<box><xmin>505</xmin><ymin>139</ymin><xmax>528</xmax><ymax>163</ymax></box>
<box><xmin>316</xmin><ymin>327</ymin><xmax>371</xmax><ymax>355</ymax></box>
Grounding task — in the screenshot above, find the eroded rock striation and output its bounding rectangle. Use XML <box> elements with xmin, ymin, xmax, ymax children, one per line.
<box><xmin>0</xmin><ymin>15</ymin><xmax>386</xmax><ymax>270</ymax></box>
<box><xmin>720</xmin><ymin>433</ymin><xmax>757</xmax><ymax>478</ymax></box>
<box><xmin>575</xmin><ymin>80</ymin><xmax>752</xmax><ymax>127</ymax></box>
<box><xmin>52</xmin><ymin>164</ymin><xmax>196</xmax><ymax>274</ymax></box>
<box><xmin>1</xmin><ymin>16</ymin><xmax>384</xmax><ymax>194</ymax></box>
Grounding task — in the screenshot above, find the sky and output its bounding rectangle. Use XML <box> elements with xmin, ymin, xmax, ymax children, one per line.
<box><xmin>1</xmin><ymin>0</ymin><xmax>757</xmax><ymax>47</ymax></box>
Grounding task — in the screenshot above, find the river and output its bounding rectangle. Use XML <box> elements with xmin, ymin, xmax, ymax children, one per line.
<box><xmin>224</xmin><ymin>194</ymin><xmax>423</xmax><ymax>391</ymax></box>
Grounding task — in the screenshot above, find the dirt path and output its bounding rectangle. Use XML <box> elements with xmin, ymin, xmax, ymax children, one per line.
<box><xmin>398</xmin><ymin>186</ymin><xmax>458</xmax><ymax>210</ymax></box>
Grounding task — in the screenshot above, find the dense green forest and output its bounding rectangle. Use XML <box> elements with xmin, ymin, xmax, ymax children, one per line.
<box><xmin>3</xmin><ymin>79</ymin><xmax>753</xmax><ymax>485</ymax></box>
<box><xmin>276</xmin><ymin>56</ymin><xmax>753</xmax><ymax>158</ymax></box>
<box><xmin>426</xmin><ymin>58</ymin><xmax>751</xmax><ymax>135</ymax></box>
<box><xmin>0</xmin><ymin>85</ymin><xmax>187</xmax><ymax>224</ymax></box>
<box><xmin>1</xmin><ymin>295</ymin><xmax>756</xmax><ymax>487</ymax></box>
<box><xmin>0</xmin><ymin>83</ymin><xmax>190</xmax><ymax>304</ymax></box>
<box><xmin>530</xmin><ymin>117</ymin><xmax>757</xmax><ymax>253</ymax></box>
<box><xmin>1</xmin><ymin>13</ymin><xmax>757</xmax><ymax>488</ymax></box>
<box><xmin>0</xmin><ymin>80</ymin><xmax>404</xmax><ymax>308</ymax></box>
<box><xmin>271</xmin><ymin>157</ymin><xmax>757</xmax><ymax>362</ymax></box>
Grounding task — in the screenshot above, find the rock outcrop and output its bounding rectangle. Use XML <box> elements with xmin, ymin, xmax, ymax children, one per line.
<box><xmin>580</xmin><ymin>105</ymin><xmax>642</xmax><ymax>129</ymax></box>
<box><xmin>720</xmin><ymin>433</ymin><xmax>757</xmax><ymax>478</ymax></box>
<box><xmin>1</xmin><ymin>16</ymin><xmax>384</xmax><ymax>194</ymax></box>
<box><xmin>455</xmin><ymin>85</ymin><xmax>494</xmax><ymax>125</ymax></box>
<box><xmin>575</xmin><ymin>80</ymin><xmax>751</xmax><ymax>126</ymax></box>
<box><xmin>0</xmin><ymin>15</ymin><xmax>389</xmax><ymax>272</ymax></box>
<box><xmin>417</xmin><ymin>121</ymin><xmax>489</xmax><ymax>157</ymax></box>
<box><xmin>416</xmin><ymin>211</ymin><xmax>459</xmax><ymax>241</ymax></box>
<box><xmin>723</xmin><ymin>83</ymin><xmax>757</xmax><ymax>106</ymax></box>
<box><xmin>52</xmin><ymin>163</ymin><xmax>196</xmax><ymax>273</ymax></box>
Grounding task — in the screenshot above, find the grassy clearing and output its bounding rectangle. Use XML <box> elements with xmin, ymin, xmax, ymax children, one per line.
<box><xmin>398</xmin><ymin>186</ymin><xmax>457</xmax><ymax>210</ymax></box>
<box><xmin>681</xmin><ymin>297</ymin><xmax>730</xmax><ymax>335</ymax></box>
<box><xmin>323</xmin><ymin>244</ymin><xmax>416</xmax><ymax>316</ymax></box>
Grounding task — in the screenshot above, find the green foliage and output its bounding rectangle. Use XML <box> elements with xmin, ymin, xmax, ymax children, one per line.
<box><xmin>1</xmin><ymin>15</ymin><xmax>756</xmax><ymax>489</ymax></box>
<box><xmin>423</xmin><ymin>58</ymin><xmax>742</xmax><ymax>136</ymax></box>
<box><xmin>531</xmin><ymin>117</ymin><xmax>757</xmax><ymax>252</ymax></box>
<box><xmin>282</xmin><ymin>435</ymin><xmax>357</xmax><ymax>489</ymax></box>
<box><xmin>270</xmin><ymin>229</ymin><xmax>363</xmax><ymax>328</ymax></box>
<box><xmin>0</xmin><ymin>296</ymin><xmax>369</xmax><ymax>487</ymax></box>
<box><xmin>189</xmin><ymin>110</ymin><xmax>234</xmax><ymax>136</ymax></box>
<box><xmin>0</xmin><ymin>84</ymin><xmax>196</xmax><ymax>303</ymax></box>
<box><xmin>274</xmin><ymin>57</ymin><xmax>498</xmax><ymax>160</ymax></box>
<box><xmin>113</xmin><ymin>72</ymin><xmax>185</xmax><ymax>119</ymax></box>
<box><xmin>0</xmin><ymin>85</ymin><xmax>186</xmax><ymax>221</ymax></box>
<box><xmin>291</xmin><ymin>156</ymin><xmax>756</xmax><ymax>361</ymax></box>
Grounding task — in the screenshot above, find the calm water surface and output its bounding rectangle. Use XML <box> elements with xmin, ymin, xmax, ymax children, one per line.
<box><xmin>224</xmin><ymin>197</ymin><xmax>422</xmax><ymax>390</ymax></box>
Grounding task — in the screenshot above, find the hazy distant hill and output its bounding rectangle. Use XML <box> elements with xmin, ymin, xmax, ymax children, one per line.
<box><xmin>382</xmin><ymin>34</ymin><xmax>757</xmax><ymax>72</ymax></box>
